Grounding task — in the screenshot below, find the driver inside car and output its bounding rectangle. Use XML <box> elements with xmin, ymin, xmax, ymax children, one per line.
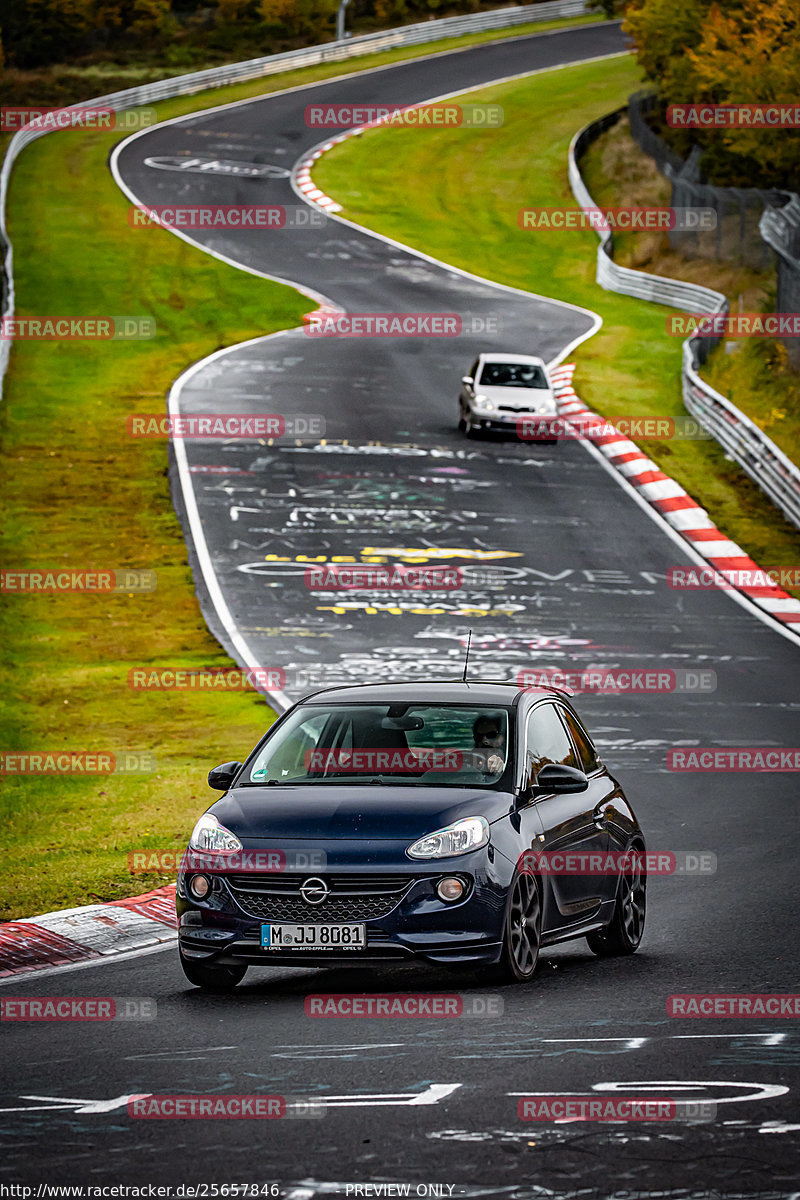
<box><xmin>470</xmin><ymin>714</ymin><xmax>506</xmax><ymax>775</ymax></box>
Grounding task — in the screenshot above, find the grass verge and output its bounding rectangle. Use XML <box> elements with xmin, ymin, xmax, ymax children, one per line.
<box><xmin>0</xmin><ymin>122</ymin><xmax>311</xmax><ymax>917</ymax></box>
<box><xmin>313</xmin><ymin>54</ymin><xmax>800</xmax><ymax>590</ymax></box>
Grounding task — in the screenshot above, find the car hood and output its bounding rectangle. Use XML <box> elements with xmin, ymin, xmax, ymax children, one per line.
<box><xmin>208</xmin><ymin>785</ymin><xmax>513</xmax><ymax>841</ymax></box>
<box><xmin>474</xmin><ymin>384</ymin><xmax>556</xmax><ymax>410</ymax></box>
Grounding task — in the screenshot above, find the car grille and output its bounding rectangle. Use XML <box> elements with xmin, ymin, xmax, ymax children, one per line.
<box><xmin>226</xmin><ymin>873</ymin><xmax>418</xmax><ymax>922</ymax></box>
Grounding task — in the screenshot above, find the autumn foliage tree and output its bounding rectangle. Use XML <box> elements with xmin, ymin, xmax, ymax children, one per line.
<box><xmin>624</xmin><ymin>0</ymin><xmax>800</xmax><ymax>188</ymax></box>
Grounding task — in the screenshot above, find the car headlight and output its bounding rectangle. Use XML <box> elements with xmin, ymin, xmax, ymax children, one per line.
<box><xmin>472</xmin><ymin>395</ymin><xmax>494</xmax><ymax>412</ymax></box>
<box><xmin>407</xmin><ymin>816</ymin><xmax>489</xmax><ymax>859</ymax></box>
<box><xmin>188</xmin><ymin>813</ymin><xmax>243</xmax><ymax>854</ymax></box>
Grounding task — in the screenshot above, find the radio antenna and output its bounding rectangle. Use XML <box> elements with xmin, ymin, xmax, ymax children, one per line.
<box><xmin>462</xmin><ymin>629</ymin><xmax>473</xmax><ymax>683</ymax></box>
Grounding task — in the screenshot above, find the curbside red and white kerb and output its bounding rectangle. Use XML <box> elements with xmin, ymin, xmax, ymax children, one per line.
<box><xmin>0</xmin><ymin>886</ymin><xmax>176</xmax><ymax>978</ymax></box>
<box><xmin>549</xmin><ymin>364</ymin><xmax>800</xmax><ymax>630</ymax></box>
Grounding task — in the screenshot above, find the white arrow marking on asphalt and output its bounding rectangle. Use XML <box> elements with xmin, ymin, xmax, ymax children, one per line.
<box><xmin>4</xmin><ymin>1084</ymin><xmax>460</xmax><ymax>1115</ymax></box>
<box><xmin>509</xmin><ymin>1080</ymin><xmax>789</xmax><ymax>1105</ymax></box>
<box><xmin>542</xmin><ymin>1037</ymin><xmax>648</xmax><ymax>1050</ymax></box>
<box><xmin>18</xmin><ymin>1093</ymin><xmax>148</xmax><ymax>1114</ymax></box>
<box><xmin>592</xmin><ymin>1080</ymin><xmax>789</xmax><ymax>1104</ymax></box>
<box><xmin>316</xmin><ymin>1084</ymin><xmax>461</xmax><ymax>1107</ymax></box>
<box><xmin>674</xmin><ymin>1033</ymin><xmax>787</xmax><ymax>1045</ymax></box>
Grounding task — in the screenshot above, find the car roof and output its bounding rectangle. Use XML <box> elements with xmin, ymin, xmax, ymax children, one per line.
<box><xmin>477</xmin><ymin>353</ymin><xmax>547</xmax><ymax>367</ymax></box>
<box><xmin>296</xmin><ymin>680</ymin><xmax>572</xmax><ymax>705</ymax></box>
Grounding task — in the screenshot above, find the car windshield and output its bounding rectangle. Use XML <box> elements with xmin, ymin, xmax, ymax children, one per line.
<box><xmin>478</xmin><ymin>362</ymin><xmax>549</xmax><ymax>389</ymax></box>
<box><xmin>245</xmin><ymin>703</ymin><xmax>513</xmax><ymax>787</ymax></box>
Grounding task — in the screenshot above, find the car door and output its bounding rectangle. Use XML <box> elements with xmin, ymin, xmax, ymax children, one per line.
<box><xmin>525</xmin><ymin>701</ymin><xmax>610</xmax><ymax>931</ymax></box>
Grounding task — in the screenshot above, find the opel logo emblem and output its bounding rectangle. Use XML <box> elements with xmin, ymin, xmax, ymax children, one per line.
<box><xmin>300</xmin><ymin>877</ymin><xmax>329</xmax><ymax>905</ymax></box>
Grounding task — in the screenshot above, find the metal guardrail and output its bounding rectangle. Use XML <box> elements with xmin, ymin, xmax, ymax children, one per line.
<box><xmin>0</xmin><ymin>0</ymin><xmax>591</xmax><ymax>391</ymax></box>
<box><xmin>568</xmin><ymin>111</ymin><xmax>800</xmax><ymax>533</ymax></box>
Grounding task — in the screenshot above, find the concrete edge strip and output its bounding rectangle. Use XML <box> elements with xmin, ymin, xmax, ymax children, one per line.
<box><xmin>549</xmin><ymin>363</ymin><xmax>800</xmax><ymax>626</ymax></box>
<box><xmin>0</xmin><ymin>885</ymin><xmax>177</xmax><ymax>979</ymax></box>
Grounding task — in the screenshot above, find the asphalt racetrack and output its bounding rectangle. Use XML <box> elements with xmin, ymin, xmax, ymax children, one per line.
<box><xmin>2</xmin><ymin>20</ymin><xmax>799</xmax><ymax>1197</ymax></box>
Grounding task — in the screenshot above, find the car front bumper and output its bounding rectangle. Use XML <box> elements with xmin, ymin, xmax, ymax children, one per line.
<box><xmin>177</xmin><ymin>849</ymin><xmax>513</xmax><ymax>969</ymax></box>
<box><xmin>467</xmin><ymin>410</ymin><xmax>559</xmax><ymax>437</ymax></box>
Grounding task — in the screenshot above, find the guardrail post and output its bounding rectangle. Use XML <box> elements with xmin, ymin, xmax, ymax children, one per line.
<box><xmin>336</xmin><ymin>0</ymin><xmax>352</xmax><ymax>42</ymax></box>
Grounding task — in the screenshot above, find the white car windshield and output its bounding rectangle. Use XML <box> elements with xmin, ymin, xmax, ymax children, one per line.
<box><xmin>478</xmin><ymin>362</ymin><xmax>549</xmax><ymax>388</ymax></box>
<box><xmin>245</xmin><ymin>704</ymin><xmax>512</xmax><ymax>787</ymax></box>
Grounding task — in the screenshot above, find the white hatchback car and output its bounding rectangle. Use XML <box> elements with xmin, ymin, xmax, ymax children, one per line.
<box><xmin>458</xmin><ymin>353</ymin><xmax>558</xmax><ymax>439</ymax></box>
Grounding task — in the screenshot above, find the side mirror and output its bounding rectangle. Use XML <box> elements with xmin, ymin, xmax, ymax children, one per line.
<box><xmin>461</xmin><ymin>376</ymin><xmax>474</xmax><ymax>386</ymax></box>
<box><xmin>529</xmin><ymin>763</ymin><xmax>589</xmax><ymax>796</ymax></box>
<box><xmin>207</xmin><ymin>761</ymin><xmax>242</xmax><ymax>790</ymax></box>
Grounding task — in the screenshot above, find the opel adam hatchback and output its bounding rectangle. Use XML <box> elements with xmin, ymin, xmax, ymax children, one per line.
<box><xmin>177</xmin><ymin>682</ymin><xmax>646</xmax><ymax>991</ymax></box>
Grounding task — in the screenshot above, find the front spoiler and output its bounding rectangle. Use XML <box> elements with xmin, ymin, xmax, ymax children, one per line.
<box><xmin>179</xmin><ymin>932</ymin><xmax>504</xmax><ymax>969</ymax></box>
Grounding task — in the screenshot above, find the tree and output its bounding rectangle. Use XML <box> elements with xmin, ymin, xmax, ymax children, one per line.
<box><xmin>260</xmin><ymin>0</ymin><xmax>338</xmax><ymax>37</ymax></box>
<box><xmin>685</xmin><ymin>0</ymin><xmax>800</xmax><ymax>185</ymax></box>
<box><xmin>624</xmin><ymin>0</ymin><xmax>800</xmax><ymax>188</ymax></box>
<box><xmin>2</xmin><ymin>0</ymin><xmax>96</xmax><ymax>67</ymax></box>
<box><xmin>623</xmin><ymin>0</ymin><xmax>710</xmax><ymax>102</ymax></box>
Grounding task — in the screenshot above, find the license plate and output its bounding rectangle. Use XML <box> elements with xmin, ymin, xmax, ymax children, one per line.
<box><xmin>261</xmin><ymin>923</ymin><xmax>366</xmax><ymax>951</ymax></box>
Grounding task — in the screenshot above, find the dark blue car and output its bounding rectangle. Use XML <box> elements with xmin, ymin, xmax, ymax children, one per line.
<box><xmin>177</xmin><ymin>681</ymin><xmax>646</xmax><ymax>991</ymax></box>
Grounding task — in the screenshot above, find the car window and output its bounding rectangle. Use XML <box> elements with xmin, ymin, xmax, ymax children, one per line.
<box><xmin>476</xmin><ymin>362</ymin><xmax>549</xmax><ymax>389</ymax></box>
<box><xmin>468</xmin><ymin>359</ymin><xmax>479</xmax><ymax>379</ymax></box>
<box><xmin>525</xmin><ymin>702</ymin><xmax>577</xmax><ymax>785</ymax></box>
<box><xmin>250</xmin><ymin>712</ymin><xmax>328</xmax><ymax>782</ymax></box>
<box><xmin>562</xmin><ymin>709</ymin><xmax>600</xmax><ymax>774</ymax></box>
<box><xmin>246</xmin><ymin>704</ymin><xmax>513</xmax><ymax>787</ymax></box>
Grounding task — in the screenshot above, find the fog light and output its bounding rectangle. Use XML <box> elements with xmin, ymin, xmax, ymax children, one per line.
<box><xmin>189</xmin><ymin>874</ymin><xmax>210</xmax><ymax>899</ymax></box>
<box><xmin>436</xmin><ymin>876</ymin><xmax>465</xmax><ymax>902</ymax></box>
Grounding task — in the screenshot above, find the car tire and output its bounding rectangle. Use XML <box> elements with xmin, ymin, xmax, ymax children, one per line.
<box><xmin>179</xmin><ymin>951</ymin><xmax>248</xmax><ymax>992</ymax></box>
<box><xmin>586</xmin><ymin>845</ymin><xmax>646</xmax><ymax>957</ymax></box>
<box><xmin>491</xmin><ymin>871</ymin><xmax>543</xmax><ymax>983</ymax></box>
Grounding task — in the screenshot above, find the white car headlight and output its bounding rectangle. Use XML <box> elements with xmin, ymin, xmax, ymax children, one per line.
<box><xmin>472</xmin><ymin>395</ymin><xmax>494</xmax><ymax>412</ymax></box>
<box><xmin>189</xmin><ymin>813</ymin><xmax>243</xmax><ymax>853</ymax></box>
<box><xmin>407</xmin><ymin>816</ymin><xmax>489</xmax><ymax>859</ymax></box>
